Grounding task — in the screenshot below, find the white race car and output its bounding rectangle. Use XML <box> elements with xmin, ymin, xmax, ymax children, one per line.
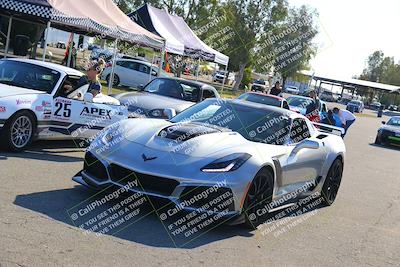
<box><xmin>0</xmin><ymin>59</ymin><xmax>128</xmax><ymax>151</ymax></box>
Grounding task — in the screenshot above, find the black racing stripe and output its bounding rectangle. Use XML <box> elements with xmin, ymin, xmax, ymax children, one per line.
<box><xmin>37</xmin><ymin>121</ymin><xmax>72</xmax><ymax>127</ymax></box>
<box><xmin>49</xmin><ymin>124</ymin><xmax>104</xmax><ymax>136</ymax></box>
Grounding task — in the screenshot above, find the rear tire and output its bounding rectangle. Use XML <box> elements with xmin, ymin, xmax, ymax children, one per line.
<box><xmin>107</xmin><ymin>74</ymin><xmax>120</xmax><ymax>86</ymax></box>
<box><xmin>242</xmin><ymin>168</ymin><xmax>274</xmax><ymax>229</ymax></box>
<box><xmin>321</xmin><ymin>158</ymin><xmax>343</xmax><ymax>206</ymax></box>
<box><xmin>0</xmin><ymin>111</ymin><xmax>36</xmax><ymax>152</ymax></box>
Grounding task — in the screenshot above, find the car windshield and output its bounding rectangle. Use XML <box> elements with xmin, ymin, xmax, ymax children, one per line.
<box><xmin>287</xmin><ymin>96</ymin><xmax>313</xmax><ymax>107</ymax></box>
<box><xmin>238</xmin><ymin>93</ymin><xmax>281</xmax><ymax>107</ymax></box>
<box><xmin>349</xmin><ymin>101</ymin><xmax>361</xmax><ymax>105</ymax></box>
<box><xmin>0</xmin><ymin>60</ymin><xmax>60</xmax><ymax>93</ymax></box>
<box><xmin>144</xmin><ymin>78</ymin><xmax>199</xmax><ymax>102</ymax></box>
<box><xmin>387</xmin><ymin>118</ymin><xmax>400</xmax><ymax>126</ymax></box>
<box><xmin>170</xmin><ymin>99</ymin><xmax>291</xmax><ymax>145</ymax></box>
<box><xmin>253</xmin><ymin>80</ymin><xmax>265</xmax><ymax>85</ymax></box>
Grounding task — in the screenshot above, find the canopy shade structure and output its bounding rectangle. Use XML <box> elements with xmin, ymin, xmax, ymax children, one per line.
<box><xmin>0</xmin><ymin>0</ymin><xmax>164</xmax><ymax>49</ymax></box>
<box><xmin>129</xmin><ymin>4</ymin><xmax>229</xmax><ymax>66</ymax></box>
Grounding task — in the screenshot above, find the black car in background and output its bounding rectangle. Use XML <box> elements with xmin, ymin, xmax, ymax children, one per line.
<box><xmin>375</xmin><ymin>116</ymin><xmax>400</xmax><ymax>147</ymax></box>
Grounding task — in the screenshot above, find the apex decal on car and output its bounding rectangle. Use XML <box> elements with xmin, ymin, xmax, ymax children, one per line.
<box><xmin>80</xmin><ymin>107</ymin><xmax>112</xmax><ymax>120</ymax></box>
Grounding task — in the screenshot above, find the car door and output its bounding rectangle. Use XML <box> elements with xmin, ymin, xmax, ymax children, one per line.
<box><xmin>278</xmin><ymin>118</ymin><xmax>327</xmax><ymax>191</ymax></box>
<box><xmin>51</xmin><ymin>78</ymin><xmax>127</xmax><ymax>139</ymax></box>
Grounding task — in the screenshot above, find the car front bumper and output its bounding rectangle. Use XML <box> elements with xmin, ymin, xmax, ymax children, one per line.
<box><xmin>377</xmin><ymin>130</ymin><xmax>400</xmax><ymax>146</ymax></box>
<box><xmin>73</xmin><ymin>151</ymin><xmax>244</xmax><ymax>217</ymax></box>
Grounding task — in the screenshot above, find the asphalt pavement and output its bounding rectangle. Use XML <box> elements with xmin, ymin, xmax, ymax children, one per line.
<box><xmin>0</xmin><ymin>107</ymin><xmax>399</xmax><ymax>267</ymax></box>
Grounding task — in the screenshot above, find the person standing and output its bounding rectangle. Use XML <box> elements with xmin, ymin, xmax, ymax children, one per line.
<box><xmin>333</xmin><ymin>107</ymin><xmax>356</xmax><ymax>137</ymax></box>
<box><xmin>269</xmin><ymin>81</ymin><xmax>282</xmax><ymax>96</ymax></box>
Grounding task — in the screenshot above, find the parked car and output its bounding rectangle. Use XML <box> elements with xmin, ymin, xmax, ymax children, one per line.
<box><xmin>284</xmin><ymin>86</ymin><xmax>300</xmax><ymax>95</ymax></box>
<box><xmin>238</xmin><ymin>92</ymin><xmax>290</xmax><ymax>110</ymax></box>
<box><xmin>251</xmin><ymin>79</ymin><xmax>268</xmax><ymax>92</ymax></box>
<box><xmin>101</xmin><ymin>59</ymin><xmax>167</xmax><ymax>88</ymax></box>
<box><xmin>73</xmin><ymin>98</ymin><xmax>346</xmax><ymax>227</ymax></box>
<box><xmin>213</xmin><ymin>71</ymin><xmax>234</xmax><ymax>85</ymax></box>
<box><xmin>56</xmin><ymin>41</ymin><xmax>66</xmax><ymax>49</ymax></box>
<box><xmin>112</xmin><ymin>77</ymin><xmax>220</xmax><ymax>119</ymax></box>
<box><xmin>287</xmin><ymin>96</ymin><xmax>328</xmax><ymax>114</ymax></box>
<box><xmin>0</xmin><ymin>59</ymin><xmax>128</xmax><ymax>151</ymax></box>
<box><xmin>388</xmin><ymin>105</ymin><xmax>398</xmax><ymax>112</ymax></box>
<box><xmin>346</xmin><ymin>100</ymin><xmax>364</xmax><ymax>113</ymax></box>
<box><xmin>320</xmin><ymin>91</ymin><xmax>335</xmax><ymax>102</ymax></box>
<box><xmin>369</xmin><ymin>102</ymin><xmax>381</xmax><ymax>110</ymax></box>
<box><xmin>375</xmin><ymin>116</ymin><xmax>400</xmax><ymax>147</ymax></box>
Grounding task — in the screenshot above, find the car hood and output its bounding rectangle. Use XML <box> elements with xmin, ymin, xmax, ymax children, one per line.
<box><xmin>115</xmin><ymin>92</ymin><xmax>194</xmax><ymax>113</ymax></box>
<box><xmin>289</xmin><ymin>105</ymin><xmax>306</xmax><ymax>115</ymax></box>
<box><xmin>0</xmin><ymin>84</ymin><xmax>44</xmax><ymax>98</ymax></box>
<box><xmin>100</xmin><ymin>119</ymin><xmax>281</xmax><ymax>160</ymax></box>
<box><xmin>381</xmin><ymin>125</ymin><xmax>400</xmax><ymax>133</ymax></box>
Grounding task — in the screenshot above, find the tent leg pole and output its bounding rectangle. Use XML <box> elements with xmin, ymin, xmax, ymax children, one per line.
<box><xmin>221</xmin><ymin>64</ymin><xmax>228</xmax><ymax>92</ymax></box>
<box><xmin>196</xmin><ymin>58</ymin><xmax>200</xmax><ymax>81</ymax></box>
<box><xmin>149</xmin><ymin>52</ymin><xmax>155</xmax><ymax>83</ymax></box>
<box><xmin>42</xmin><ymin>21</ymin><xmax>51</xmax><ymax>61</ymax></box>
<box><xmin>158</xmin><ymin>42</ymin><xmax>166</xmax><ymax>77</ymax></box>
<box><xmin>67</xmin><ymin>33</ymin><xmax>74</xmax><ymax>67</ymax></box>
<box><xmin>108</xmin><ymin>39</ymin><xmax>119</xmax><ymax>95</ymax></box>
<box><xmin>4</xmin><ymin>16</ymin><xmax>12</xmax><ymax>58</ymax></box>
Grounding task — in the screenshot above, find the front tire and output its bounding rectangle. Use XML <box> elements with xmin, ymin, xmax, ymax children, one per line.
<box><xmin>321</xmin><ymin>158</ymin><xmax>343</xmax><ymax>206</ymax></box>
<box><xmin>242</xmin><ymin>169</ymin><xmax>274</xmax><ymax>229</ymax></box>
<box><xmin>0</xmin><ymin>111</ymin><xmax>36</xmax><ymax>152</ymax></box>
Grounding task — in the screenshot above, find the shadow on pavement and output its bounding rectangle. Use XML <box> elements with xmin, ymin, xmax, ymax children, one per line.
<box><xmin>369</xmin><ymin>143</ymin><xmax>400</xmax><ymax>151</ymax></box>
<box><xmin>14</xmin><ymin>184</ymin><xmax>325</xmax><ymax>249</ymax></box>
<box><xmin>0</xmin><ymin>140</ymin><xmax>85</xmax><ymax>162</ymax></box>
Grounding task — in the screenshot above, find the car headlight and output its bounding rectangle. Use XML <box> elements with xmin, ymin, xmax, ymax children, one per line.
<box><xmin>148</xmin><ymin>109</ymin><xmax>167</xmax><ymax>118</ymax></box>
<box><xmin>201</xmin><ymin>153</ymin><xmax>252</xmax><ymax>173</ymax></box>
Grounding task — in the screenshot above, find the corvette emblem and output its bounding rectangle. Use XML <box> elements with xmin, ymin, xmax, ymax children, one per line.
<box><xmin>142</xmin><ymin>153</ymin><xmax>157</xmax><ymax>162</ymax></box>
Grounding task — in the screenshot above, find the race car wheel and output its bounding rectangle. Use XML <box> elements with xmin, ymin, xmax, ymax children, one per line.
<box><xmin>243</xmin><ymin>168</ymin><xmax>274</xmax><ymax>229</ymax></box>
<box><xmin>107</xmin><ymin>74</ymin><xmax>120</xmax><ymax>86</ymax></box>
<box><xmin>321</xmin><ymin>158</ymin><xmax>343</xmax><ymax>206</ymax></box>
<box><xmin>1</xmin><ymin>111</ymin><xmax>36</xmax><ymax>152</ymax></box>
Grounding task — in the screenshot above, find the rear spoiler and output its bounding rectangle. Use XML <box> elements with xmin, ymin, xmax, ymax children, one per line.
<box><xmin>312</xmin><ymin>122</ymin><xmax>345</xmax><ymax>137</ymax></box>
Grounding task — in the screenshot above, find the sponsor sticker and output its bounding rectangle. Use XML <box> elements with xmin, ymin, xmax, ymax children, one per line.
<box><xmin>35</xmin><ymin>106</ymin><xmax>44</xmax><ymax>111</ymax></box>
<box><xmin>16</xmin><ymin>99</ymin><xmax>32</xmax><ymax>105</ymax></box>
<box><xmin>0</xmin><ymin>106</ymin><xmax>6</xmax><ymax>112</ymax></box>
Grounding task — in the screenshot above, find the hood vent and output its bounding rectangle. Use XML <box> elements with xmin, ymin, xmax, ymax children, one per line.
<box><xmin>158</xmin><ymin>123</ymin><xmax>229</xmax><ymax>142</ymax></box>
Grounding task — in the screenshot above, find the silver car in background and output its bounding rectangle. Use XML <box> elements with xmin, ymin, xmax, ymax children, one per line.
<box><xmin>101</xmin><ymin>59</ymin><xmax>167</xmax><ymax>88</ymax></box>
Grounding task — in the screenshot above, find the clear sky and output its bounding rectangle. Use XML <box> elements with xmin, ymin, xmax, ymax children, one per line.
<box><xmin>289</xmin><ymin>0</ymin><xmax>400</xmax><ymax>79</ymax></box>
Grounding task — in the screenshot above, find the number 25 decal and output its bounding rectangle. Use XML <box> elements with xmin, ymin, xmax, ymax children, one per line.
<box><xmin>54</xmin><ymin>102</ymin><xmax>72</xmax><ymax>118</ymax></box>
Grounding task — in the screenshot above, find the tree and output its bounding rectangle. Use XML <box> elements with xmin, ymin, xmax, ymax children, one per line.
<box><xmin>255</xmin><ymin>5</ymin><xmax>318</xmax><ymax>88</ymax></box>
<box><xmin>360</xmin><ymin>50</ymin><xmax>384</xmax><ymax>82</ymax></box>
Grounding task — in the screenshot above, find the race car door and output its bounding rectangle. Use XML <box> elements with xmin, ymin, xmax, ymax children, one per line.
<box><xmin>277</xmin><ymin>118</ymin><xmax>327</xmax><ymax>193</ymax></box>
<box><xmin>51</xmin><ymin>79</ymin><xmax>127</xmax><ymax>139</ymax></box>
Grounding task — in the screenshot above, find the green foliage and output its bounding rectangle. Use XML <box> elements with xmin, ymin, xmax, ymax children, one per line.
<box><xmin>241</xmin><ymin>67</ymin><xmax>253</xmax><ymax>90</ymax></box>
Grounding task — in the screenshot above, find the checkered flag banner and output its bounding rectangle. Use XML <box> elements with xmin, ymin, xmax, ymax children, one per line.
<box><xmin>0</xmin><ymin>0</ymin><xmax>52</xmax><ymax>19</ymax></box>
<box><xmin>0</xmin><ymin>0</ymin><xmax>163</xmax><ymax>49</ymax></box>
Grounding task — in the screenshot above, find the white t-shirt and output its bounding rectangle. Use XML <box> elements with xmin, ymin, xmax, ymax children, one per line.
<box><xmin>338</xmin><ymin>109</ymin><xmax>356</xmax><ymax>124</ymax></box>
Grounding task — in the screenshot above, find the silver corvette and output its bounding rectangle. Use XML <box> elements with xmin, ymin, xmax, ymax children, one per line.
<box><xmin>73</xmin><ymin>98</ymin><xmax>346</xmax><ymax>227</ymax></box>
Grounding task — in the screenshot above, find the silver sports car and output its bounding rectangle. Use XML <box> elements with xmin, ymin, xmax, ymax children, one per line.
<box><xmin>73</xmin><ymin>98</ymin><xmax>346</xmax><ymax>227</ymax></box>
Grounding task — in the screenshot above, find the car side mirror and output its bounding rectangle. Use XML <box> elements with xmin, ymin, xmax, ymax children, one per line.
<box><xmin>292</xmin><ymin>139</ymin><xmax>319</xmax><ymax>155</ymax></box>
<box><xmin>382</xmin><ymin>121</ymin><xmax>386</xmax><ymax>125</ymax></box>
<box><xmin>83</xmin><ymin>92</ymin><xmax>94</xmax><ymax>103</ymax></box>
<box><xmin>151</xmin><ymin>70</ymin><xmax>157</xmax><ymax>76</ymax></box>
<box><xmin>138</xmin><ymin>84</ymin><xmax>144</xmax><ymax>91</ymax></box>
<box><xmin>164</xmin><ymin>108</ymin><xmax>176</xmax><ymax>120</ymax></box>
